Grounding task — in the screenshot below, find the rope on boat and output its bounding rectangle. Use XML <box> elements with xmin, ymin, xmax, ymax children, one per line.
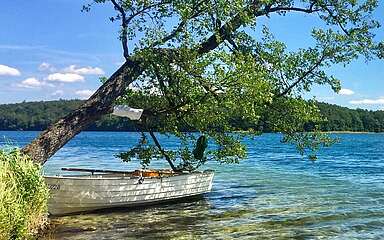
<box><xmin>137</xmin><ymin>170</ymin><xmax>144</xmax><ymax>184</ymax></box>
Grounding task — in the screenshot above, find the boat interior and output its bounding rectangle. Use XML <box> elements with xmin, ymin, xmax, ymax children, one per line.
<box><xmin>47</xmin><ymin>168</ymin><xmax>182</xmax><ymax>179</ymax></box>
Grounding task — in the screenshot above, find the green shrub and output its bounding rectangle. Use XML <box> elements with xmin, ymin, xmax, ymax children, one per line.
<box><xmin>0</xmin><ymin>148</ymin><xmax>49</xmax><ymax>240</ymax></box>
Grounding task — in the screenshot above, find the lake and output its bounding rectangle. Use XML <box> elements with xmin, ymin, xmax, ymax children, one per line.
<box><xmin>1</xmin><ymin>131</ymin><xmax>384</xmax><ymax>239</ymax></box>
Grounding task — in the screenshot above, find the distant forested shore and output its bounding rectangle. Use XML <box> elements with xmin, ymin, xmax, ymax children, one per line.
<box><xmin>0</xmin><ymin>100</ymin><xmax>383</xmax><ymax>132</ymax></box>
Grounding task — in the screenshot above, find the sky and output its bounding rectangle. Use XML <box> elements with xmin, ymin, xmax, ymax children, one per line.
<box><xmin>0</xmin><ymin>0</ymin><xmax>383</xmax><ymax>110</ymax></box>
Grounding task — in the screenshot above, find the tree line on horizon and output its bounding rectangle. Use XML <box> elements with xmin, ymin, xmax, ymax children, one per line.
<box><xmin>0</xmin><ymin>99</ymin><xmax>383</xmax><ymax>132</ymax></box>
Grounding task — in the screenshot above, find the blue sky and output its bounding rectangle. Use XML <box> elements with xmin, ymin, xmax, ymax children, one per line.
<box><xmin>0</xmin><ymin>0</ymin><xmax>383</xmax><ymax>110</ymax></box>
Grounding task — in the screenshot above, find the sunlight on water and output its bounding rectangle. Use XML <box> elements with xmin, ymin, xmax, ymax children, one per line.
<box><xmin>1</xmin><ymin>132</ymin><xmax>384</xmax><ymax>239</ymax></box>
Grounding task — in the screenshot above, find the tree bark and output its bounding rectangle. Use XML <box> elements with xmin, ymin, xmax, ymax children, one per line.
<box><xmin>22</xmin><ymin>60</ymin><xmax>142</xmax><ymax>165</ymax></box>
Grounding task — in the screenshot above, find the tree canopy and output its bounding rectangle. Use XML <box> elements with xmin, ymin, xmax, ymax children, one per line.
<box><xmin>79</xmin><ymin>0</ymin><xmax>384</xmax><ymax>171</ymax></box>
<box><xmin>21</xmin><ymin>0</ymin><xmax>383</xmax><ymax>166</ymax></box>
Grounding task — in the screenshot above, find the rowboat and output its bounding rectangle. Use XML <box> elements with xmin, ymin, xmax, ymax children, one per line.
<box><xmin>44</xmin><ymin>168</ymin><xmax>214</xmax><ymax>215</ymax></box>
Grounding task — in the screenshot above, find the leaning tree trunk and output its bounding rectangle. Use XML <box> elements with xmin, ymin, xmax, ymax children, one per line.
<box><xmin>22</xmin><ymin>60</ymin><xmax>142</xmax><ymax>165</ymax></box>
<box><xmin>21</xmin><ymin>5</ymin><xmax>249</xmax><ymax>165</ymax></box>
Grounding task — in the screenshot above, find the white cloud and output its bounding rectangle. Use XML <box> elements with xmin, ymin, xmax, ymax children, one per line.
<box><xmin>64</xmin><ymin>65</ymin><xmax>104</xmax><ymax>75</ymax></box>
<box><xmin>17</xmin><ymin>77</ymin><xmax>45</xmax><ymax>88</ymax></box>
<box><xmin>338</xmin><ymin>88</ymin><xmax>355</xmax><ymax>96</ymax></box>
<box><xmin>75</xmin><ymin>89</ymin><xmax>94</xmax><ymax>99</ymax></box>
<box><xmin>51</xmin><ymin>90</ymin><xmax>64</xmax><ymax>96</ymax></box>
<box><xmin>38</xmin><ymin>62</ymin><xmax>56</xmax><ymax>72</ymax></box>
<box><xmin>47</xmin><ymin>73</ymin><xmax>84</xmax><ymax>83</ymax></box>
<box><xmin>0</xmin><ymin>64</ymin><xmax>21</xmax><ymax>76</ymax></box>
<box><xmin>349</xmin><ymin>98</ymin><xmax>384</xmax><ymax>105</ymax></box>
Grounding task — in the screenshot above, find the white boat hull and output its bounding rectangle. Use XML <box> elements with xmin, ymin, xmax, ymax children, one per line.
<box><xmin>45</xmin><ymin>170</ymin><xmax>214</xmax><ymax>215</ymax></box>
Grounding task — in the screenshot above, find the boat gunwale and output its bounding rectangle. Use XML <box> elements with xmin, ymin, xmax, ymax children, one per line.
<box><xmin>44</xmin><ymin>169</ymin><xmax>214</xmax><ymax>181</ymax></box>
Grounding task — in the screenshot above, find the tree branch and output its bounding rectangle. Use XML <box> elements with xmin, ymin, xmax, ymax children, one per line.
<box><xmin>194</xmin><ymin>2</ymin><xmax>278</xmax><ymax>55</ymax></box>
<box><xmin>277</xmin><ymin>53</ymin><xmax>327</xmax><ymax>97</ymax></box>
<box><xmin>110</xmin><ymin>0</ymin><xmax>129</xmax><ymax>60</ymax></box>
<box><xmin>125</xmin><ymin>1</ymin><xmax>170</xmax><ymax>25</ymax></box>
<box><xmin>148</xmin><ymin>130</ymin><xmax>178</xmax><ymax>171</ymax></box>
<box><xmin>149</xmin><ymin>0</ymin><xmax>207</xmax><ymax>48</ymax></box>
<box><xmin>268</xmin><ymin>6</ymin><xmax>321</xmax><ymax>14</ymax></box>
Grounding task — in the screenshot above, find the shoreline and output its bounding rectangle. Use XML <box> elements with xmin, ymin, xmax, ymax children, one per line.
<box><xmin>324</xmin><ymin>131</ymin><xmax>384</xmax><ymax>134</ymax></box>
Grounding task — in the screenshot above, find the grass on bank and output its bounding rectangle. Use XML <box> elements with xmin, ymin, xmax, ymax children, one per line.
<box><xmin>0</xmin><ymin>148</ymin><xmax>49</xmax><ymax>240</ymax></box>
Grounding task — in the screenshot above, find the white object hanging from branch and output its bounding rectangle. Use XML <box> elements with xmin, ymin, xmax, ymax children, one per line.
<box><xmin>112</xmin><ymin>105</ymin><xmax>143</xmax><ymax>120</ymax></box>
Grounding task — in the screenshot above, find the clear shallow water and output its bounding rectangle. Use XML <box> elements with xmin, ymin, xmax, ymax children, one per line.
<box><xmin>1</xmin><ymin>131</ymin><xmax>384</xmax><ymax>239</ymax></box>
